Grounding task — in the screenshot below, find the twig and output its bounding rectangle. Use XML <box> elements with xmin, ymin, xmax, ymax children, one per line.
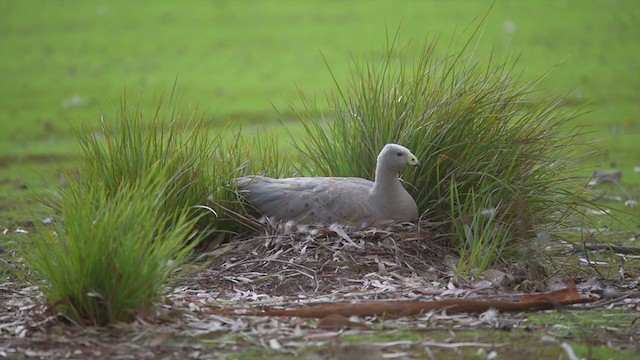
<box><xmin>207</xmin><ymin>200</ymin><xmax>264</xmax><ymax>233</ymax></box>
<box><xmin>372</xmin><ymin>339</ymin><xmax>507</xmax><ymax>349</ymax></box>
<box><xmin>542</xmin><ymin>246</ymin><xmax>575</xmax><ymax>283</ymax></box>
<box><xmin>420</xmin><ymin>341</ymin><xmax>506</xmax><ymax>349</ymax></box>
<box><xmin>212</xmin><ymin>258</ymin><xmax>315</xmax><ymax>277</ymax></box>
<box><xmin>579</xmin><ymin>243</ymin><xmax>640</xmax><ymax>255</ymax></box>
<box><xmin>560</xmin><ymin>342</ymin><xmax>581</xmax><ymax>360</ymax></box>
<box><xmin>581</xmin><ymin>243</ymin><xmax>607</xmax><ymax>280</ymax></box>
<box><xmin>569</xmin><ymin>291</ymin><xmax>640</xmax><ymax>310</ymax></box>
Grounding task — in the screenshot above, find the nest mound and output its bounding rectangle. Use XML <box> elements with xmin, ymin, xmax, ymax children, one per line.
<box><xmin>196</xmin><ymin>222</ymin><xmax>452</xmax><ymax>297</ymax></box>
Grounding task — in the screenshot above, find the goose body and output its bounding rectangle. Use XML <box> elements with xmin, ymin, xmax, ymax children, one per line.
<box><xmin>235</xmin><ymin>144</ymin><xmax>420</xmax><ymax>226</ymax></box>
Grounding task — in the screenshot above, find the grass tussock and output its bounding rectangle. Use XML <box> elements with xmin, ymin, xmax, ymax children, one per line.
<box><xmin>290</xmin><ymin>30</ymin><xmax>589</xmax><ymax>273</ymax></box>
<box><xmin>76</xmin><ymin>95</ymin><xmax>236</xmax><ymax>234</ymax></box>
<box><xmin>49</xmin><ymin>91</ymin><xmax>279</xmax><ymax>235</ymax></box>
<box><xmin>27</xmin><ymin>168</ymin><xmax>200</xmax><ymax>325</ymax></box>
<box><xmin>27</xmin><ymin>90</ymin><xmax>292</xmax><ymax>325</ymax></box>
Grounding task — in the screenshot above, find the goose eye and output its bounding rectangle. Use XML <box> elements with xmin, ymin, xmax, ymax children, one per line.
<box><xmin>396</xmin><ymin>152</ymin><xmax>403</xmax><ymax>157</ymax></box>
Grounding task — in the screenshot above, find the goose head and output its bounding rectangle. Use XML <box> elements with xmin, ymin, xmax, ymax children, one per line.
<box><xmin>377</xmin><ymin>143</ymin><xmax>420</xmax><ymax>172</ymax></box>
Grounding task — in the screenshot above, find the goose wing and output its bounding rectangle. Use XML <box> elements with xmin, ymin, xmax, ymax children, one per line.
<box><xmin>235</xmin><ymin>176</ymin><xmax>376</xmax><ymax>224</ymax></box>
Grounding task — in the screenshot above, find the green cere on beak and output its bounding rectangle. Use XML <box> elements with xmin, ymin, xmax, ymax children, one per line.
<box><xmin>407</xmin><ymin>154</ymin><xmax>420</xmax><ymax>167</ymax></box>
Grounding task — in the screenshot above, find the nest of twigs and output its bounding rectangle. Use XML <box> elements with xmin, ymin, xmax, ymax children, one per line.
<box><xmin>195</xmin><ymin>220</ymin><xmax>453</xmax><ymax>298</ymax></box>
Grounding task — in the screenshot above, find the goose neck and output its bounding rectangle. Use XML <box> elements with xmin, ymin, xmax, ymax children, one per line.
<box><xmin>372</xmin><ymin>166</ymin><xmax>401</xmax><ymax>195</ymax></box>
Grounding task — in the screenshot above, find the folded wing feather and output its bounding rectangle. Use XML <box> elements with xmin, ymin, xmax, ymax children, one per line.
<box><xmin>236</xmin><ymin>176</ymin><xmax>377</xmax><ymax>224</ymax></box>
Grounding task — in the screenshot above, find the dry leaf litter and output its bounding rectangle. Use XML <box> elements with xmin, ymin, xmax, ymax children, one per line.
<box><xmin>1</xmin><ymin>221</ymin><xmax>639</xmax><ymax>359</ymax></box>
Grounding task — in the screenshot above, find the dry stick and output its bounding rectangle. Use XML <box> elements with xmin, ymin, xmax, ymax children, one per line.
<box><xmin>208</xmin><ymin>200</ymin><xmax>264</xmax><ymax>233</ymax></box>
<box><xmin>208</xmin><ymin>296</ymin><xmax>595</xmax><ymax>318</ymax></box>
<box><xmin>541</xmin><ymin>247</ymin><xmax>575</xmax><ymax>285</ymax></box>
<box><xmin>419</xmin><ymin>341</ymin><xmax>505</xmax><ymax>349</ymax></box>
<box><xmin>372</xmin><ymin>339</ymin><xmax>505</xmax><ymax>349</ymax></box>
<box><xmin>560</xmin><ymin>342</ymin><xmax>581</xmax><ymax>360</ymax></box>
<box><xmin>570</xmin><ymin>291</ymin><xmax>640</xmax><ymax>310</ymax></box>
<box><xmin>214</xmin><ymin>258</ymin><xmax>317</xmax><ymax>277</ymax></box>
<box><xmin>217</xmin><ymin>256</ymin><xmax>322</xmax><ymax>295</ymax></box>
<box><xmin>580</xmin><ymin>243</ymin><xmax>640</xmax><ymax>255</ymax></box>
<box><xmin>581</xmin><ymin>242</ymin><xmax>607</xmax><ymax>280</ymax></box>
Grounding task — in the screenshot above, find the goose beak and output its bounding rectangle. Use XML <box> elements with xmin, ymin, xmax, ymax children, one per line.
<box><xmin>407</xmin><ymin>154</ymin><xmax>420</xmax><ymax>167</ymax></box>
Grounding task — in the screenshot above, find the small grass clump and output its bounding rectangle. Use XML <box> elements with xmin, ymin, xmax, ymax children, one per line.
<box><xmin>27</xmin><ymin>168</ymin><xmax>200</xmax><ymax>325</ymax></box>
<box><xmin>290</xmin><ymin>29</ymin><xmax>590</xmax><ymax>273</ymax></box>
<box><xmin>448</xmin><ymin>179</ymin><xmax>513</xmax><ymax>276</ymax></box>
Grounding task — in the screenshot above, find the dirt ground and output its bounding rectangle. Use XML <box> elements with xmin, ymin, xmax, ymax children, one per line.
<box><xmin>1</xmin><ymin>222</ymin><xmax>639</xmax><ymax>359</ymax></box>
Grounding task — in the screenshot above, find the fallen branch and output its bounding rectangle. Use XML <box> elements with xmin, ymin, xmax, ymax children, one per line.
<box><xmin>206</xmin><ymin>288</ymin><xmax>594</xmax><ymax>318</ymax></box>
<box><xmin>373</xmin><ymin>340</ymin><xmax>504</xmax><ymax>349</ymax></box>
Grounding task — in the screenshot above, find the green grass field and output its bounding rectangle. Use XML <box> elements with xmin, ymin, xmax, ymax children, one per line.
<box><xmin>1</xmin><ymin>0</ymin><xmax>639</xmax><ymax>358</ymax></box>
<box><xmin>2</xmin><ymin>0</ymin><xmax>638</xmax><ymax>232</ymax></box>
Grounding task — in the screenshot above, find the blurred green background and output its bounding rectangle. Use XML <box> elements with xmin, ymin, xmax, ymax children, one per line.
<box><xmin>0</xmin><ymin>0</ymin><xmax>639</xmax><ymax>222</ymax></box>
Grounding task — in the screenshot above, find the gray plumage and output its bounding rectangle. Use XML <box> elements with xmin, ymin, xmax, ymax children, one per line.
<box><xmin>235</xmin><ymin>143</ymin><xmax>420</xmax><ymax>226</ymax></box>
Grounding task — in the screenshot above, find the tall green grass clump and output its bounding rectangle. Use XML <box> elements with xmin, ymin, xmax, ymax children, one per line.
<box><xmin>27</xmin><ymin>168</ymin><xmax>200</xmax><ymax>325</ymax></box>
<box><xmin>63</xmin><ymin>93</ymin><xmax>256</xmax><ymax>236</ymax></box>
<box><xmin>291</xmin><ymin>31</ymin><xmax>588</xmax><ymax>273</ymax></box>
<box><xmin>27</xmin><ymin>91</ymin><xmax>289</xmax><ymax>325</ymax></box>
